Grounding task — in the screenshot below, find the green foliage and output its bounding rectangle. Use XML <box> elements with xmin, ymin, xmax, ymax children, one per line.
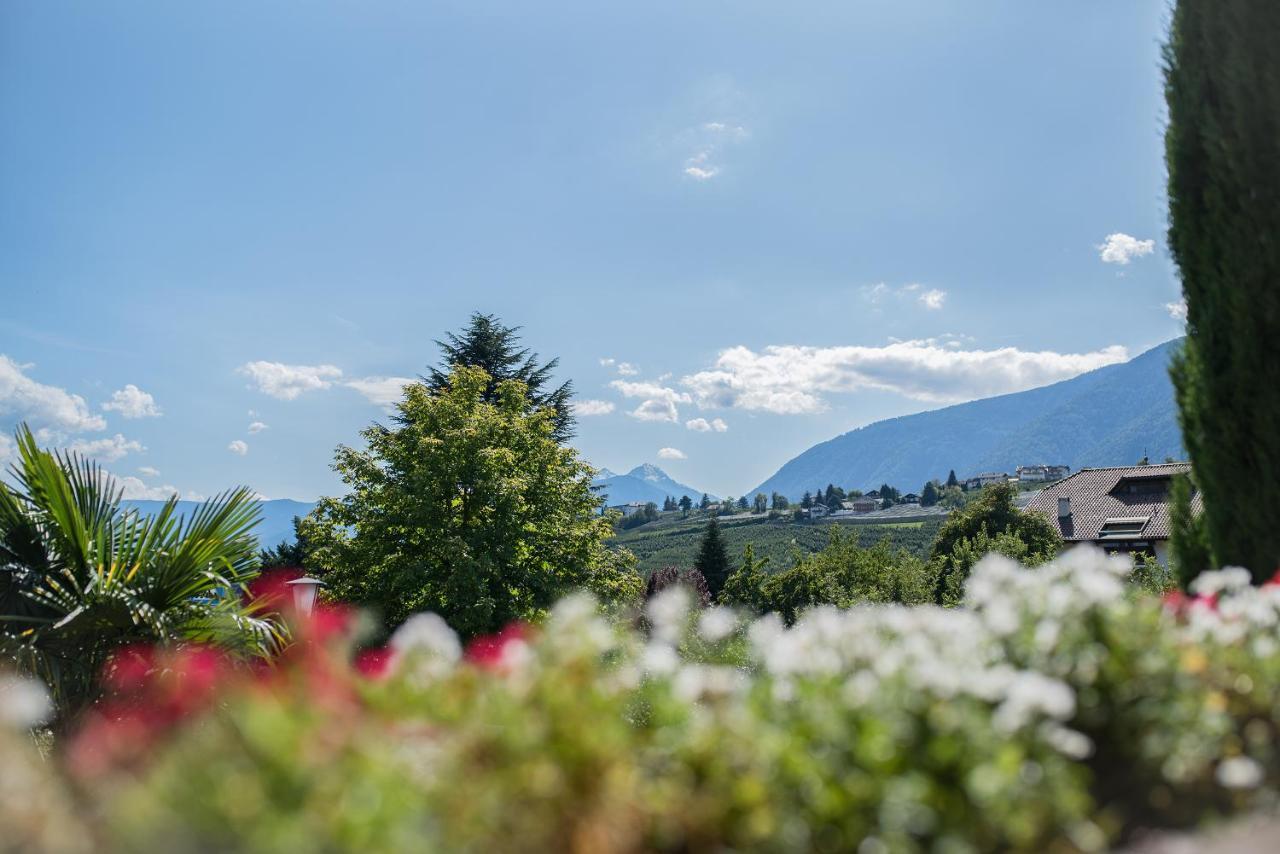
<box><xmin>298</xmin><ymin>367</ymin><xmax>642</xmax><ymax>640</ymax></box>
<box><xmin>0</xmin><ymin>426</ymin><xmax>285</xmax><ymax>722</ymax></box>
<box><xmin>615</xmin><ymin>502</ymin><xmax>659</xmax><ymax>532</ymax></box>
<box><xmin>257</xmin><ymin>516</ymin><xmax>311</xmax><ymax>569</ymax></box>
<box><xmin>718</xmin><ymin>542</ymin><xmax>770</xmax><ymax>612</ymax></box>
<box><xmin>920</xmin><ymin>479</ymin><xmax>940</xmax><ymax>507</ymax></box>
<box><xmin>929</xmin><ymin>482</ymin><xmax>1062</xmax><ymax>604</ymax></box>
<box><xmin>1165</xmin><ymin>0</ymin><xmax>1280</xmax><ymax>580</ymax></box>
<box><xmin>694</xmin><ymin>515</ymin><xmax>732</xmax><ymax>601</ymax></box>
<box><xmin>759</xmin><ymin>527</ymin><xmax>937</xmax><ymax>623</ymax></box>
<box><xmin>1129</xmin><ymin>552</ymin><xmax>1177</xmax><ymax>596</ymax></box>
<box><xmin>1170</xmin><ymin>471</ymin><xmax>1212</xmax><ymax>589</ymax></box>
<box><xmin>426</xmin><ymin>312</ymin><xmax>575</xmax><ymax>442</ymax></box>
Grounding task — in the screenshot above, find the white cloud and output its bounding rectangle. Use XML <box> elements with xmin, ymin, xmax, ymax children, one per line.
<box><xmin>598</xmin><ymin>357</ymin><xmax>616</xmax><ymax>367</ymax></box>
<box><xmin>344</xmin><ymin>376</ymin><xmax>414</xmax><ymax>408</ymax></box>
<box><xmin>102</xmin><ymin>384</ymin><xmax>162</xmax><ymax>418</ymax></box>
<box><xmin>615</xmin><ymin>362</ymin><xmax>640</xmax><ymax>377</ymax></box>
<box><xmin>575</xmin><ymin>399</ymin><xmax>615</xmax><ymax>417</ymax></box>
<box><xmin>1098</xmin><ymin>233</ymin><xmax>1155</xmax><ymax>265</ymax></box>
<box><xmin>0</xmin><ymin>355</ymin><xmax>106</xmax><ymax>434</ymax></box>
<box><xmin>680</xmin><ymin>340</ymin><xmax>1130</xmax><ymax>413</ymax></box>
<box><xmin>238</xmin><ymin>361</ymin><xmax>343</xmax><ymax>400</ymax></box>
<box><xmin>657</xmin><ymin>447</ymin><xmax>687</xmax><ymax>460</ymax></box>
<box><xmin>680</xmin><ymin>119</ymin><xmax>749</xmax><ymax>181</ymax></box>
<box><xmin>610</xmin><ymin>380</ymin><xmax>692</xmax><ymax>423</ymax></box>
<box><xmin>918</xmin><ymin>289</ymin><xmax>947</xmax><ymax>310</ymax></box>
<box><xmin>247</xmin><ymin>421</ymin><xmax>268</xmax><ymax>434</ymax></box>
<box><xmin>115</xmin><ymin>474</ymin><xmax>181</xmax><ymax>500</ymax></box>
<box><xmin>1166</xmin><ymin>299</ymin><xmax>1188</xmax><ymax>321</ymax></box>
<box><xmin>65</xmin><ymin>434</ymin><xmax>144</xmax><ymax>463</ymax></box>
<box><xmin>685</xmin><ymin>417</ymin><xmax>728</xmax><ymax>433</ymax></box>
<box><xmin>137</xmin><ymin>465</ymin><xmax>161</xmax><ymax>477</ymax></box>
<box><xmin>228</xmin><ymin>439</ymin><xmax>248</xmax><ymax>456</ymax></box>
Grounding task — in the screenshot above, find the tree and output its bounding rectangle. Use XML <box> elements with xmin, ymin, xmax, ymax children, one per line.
<box><xmin>258</xmin><ymin>516</ymin><xmax>312</xmax><ymax>569</ymax></box>
<box><xmin>617</xmin><ymin>502</ymin><xmax>659</xmax><ymax>531</ymax></box>
<box><xmin>928</xmin><ymin>482</ymin><xmax>1062</xmax><ymax>604</ymax></box>
<box><xmin>299</xmin><ymin>367</ymin><xmax>642</xmax><ymax>640</ymax></box>
<box><xmin>1169</xmin><ymin>472</ymin><xmax>1212</xmax><ymax>589</ymax></box>
<box><xmin>770</xmin><ymin>492</ymin><xmax>790</xmax><ymax>511</ymax></box>
<box><xmin>946</xmin><ymin>470</ymin><xmax>960</xmax><ymax>489</ymax></box>
<box><xmin>679</xmin><ymin>495</ymin><xmax>693</xmax><ymax>516</ymax></box>
<box><xmin>645</xmin><ymin>566</ymin><xmax>710</xmax><ymax>609</ymax></box>
<box><xmin>694</xmin><ymin>516</ymin><xmax>733</xmax><ymax>601</ymax></box>
<box><xmin>826</xmin><ymin>490</ymin><xmax>844</xmax><ymax>512</ymax></box>
<box><xmin>753</xmin><ymin>493</ymin><xmax>768</xmax><ymax>514</ymax></box>
<box><xmin>920</xmin><ymin>481</ymin><xmax>940</xmax><ymax>508</ymax></box>
<box><xmin>719</xmin><ymin>543</ymin><xmax>771</xmax><ymax>612</ymax></box>
<box><xmin>801</xmin><ymin>491</ymin><xmax>813</xmax><ymax>510</ymax></box>
<box><xmin>1165</xmin><ymin>1</ymin><xmax>1280</xmax><ymax>580</ymax></box>
<box><xmin>662</xmin><ymin>496</ymin><xmax>675</xmax><ymax>513</ymax></box>
<box><xmin>737</xmin><ymin>495</ymin><xmax>750</xmax><ymax>511</ymax></box>
<box><xmin>0</xmin><ymin>426</ymin><xmax>285</xmax><ymax>722</ymax></box>
<box><xmin>878</xmin><ymin>483</ymin><xmax>901</xmax><ymax>503</ymax></box>
<box><xmin>699</xmin><ymin>493</ymin><xmax>711</xmax><ymax>510</ymax></box>
<box><xmin>426</xmin><ymin>312</ymin><xmax>575</xmax><ymax>442</ymax></box>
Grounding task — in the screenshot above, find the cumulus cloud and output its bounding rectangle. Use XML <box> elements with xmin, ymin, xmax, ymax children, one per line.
<box><xmin>681</xmin><ymin>119</ymin><xmax>749</xmax><ymax>181</ymax></box>
<box><xmin>686</xmin><ymin>417</ymin><xmax>728</xmax><ymax>433</ymax></box>
<box><xmin>65</xmin><ymin>434</ymin><xmax>144</xmax><ymax>463</ymax></box>
<box><xmin>1166</xmin><ymin>299</ymin><xmax>1188</xmax><ymax>321</ymax></box>
<box><xmin>115</xmin><ymin>474</ymin><xmax>181</xmax><ymax>500</ymax></box>
<box><xmin>247</xmin><ymin>421</ymin><xmax>268</xmax><ymax>434</ymax></box>
<box><xmin>238</xmin><ymin>361</ymin><xmax>343</xmax><ymax>400</ymax></box>
<box><xmin>0</xmin><ymin>355</ymin><xmax>106</xmax><ymax>434</ymax></box>
<box><xmin>615</xmin><ymin>362</ymin><xmax>640</xmax><ymax>377</ymax></box>
<box><xmin>657</xmin><ymin>447</ymin><xmax>687</xmax><ymax>460</ymax></box>
<box><xmin>228</xmin><ymin>440</ymin><xmax>248</xmax><ymax>456</ymax></box>
<box><xmin>343</xmin><ymin>376</ymin><xmax>414</xmax><ymax>408</ymax></box>
<box><xmin>575</xmin><ymin>399</ymin><xmax>615</xmax><ymax>417</ymax></box>
<box><xmin>137</xmin><ymin>465</ymin><xmax>161</xmax><ymax>477</ymax></box>
<box><xmin>918</xmin><ymin>289</ymin><xmax>947</xmax><ymax>310</ymax></box>
<box><xmin>102</xmin><ymin>384</ymin><xmax>162</xmax><ymax>418</ymax></box>
<box><xmin>680</xmin><ymin>340</ymin><xmax>1129</xmax><ymax>413</ymax></box>
<box><xmin>611</xmin><ymin>380</ymin><xmax>692</xmax><ymax>423</ymax></box>
<box><xmin>1098</xmin><ymin>233</ymin><xmax>1155</xmax><ymax>265</ymax></box>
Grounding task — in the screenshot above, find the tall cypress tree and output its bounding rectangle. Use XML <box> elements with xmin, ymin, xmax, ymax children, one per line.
<box><xmin>427</xmin><ymin>312</ymin><xmax>575</xmax><ymax>442</ymax></box>
<box><xmin>1165</xmin><ymin>0</ymin><xmax>1280</xmax><ymax>579</ymax></box>
<box><xmin>695</xmin><ymin>515</ymin><xmax>733</xmax><ymax>601</ymax></box>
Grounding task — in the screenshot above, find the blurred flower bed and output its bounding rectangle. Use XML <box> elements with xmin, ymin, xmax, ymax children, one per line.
<box><xmin>5</xmin><ymin>548</ymin><xmax>1280</xmax><ymax>853</ymax></box>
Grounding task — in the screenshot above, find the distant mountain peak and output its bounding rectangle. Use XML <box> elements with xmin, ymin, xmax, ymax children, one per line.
<box><xmin>594</xmin><ymin>466</ymin><xmax>618</xmax><ymax>480</ymax></box>
<box><xmin>628</xmin><ymin>463</ymin><xmax>669</xmax><ymax>482</ymax></box>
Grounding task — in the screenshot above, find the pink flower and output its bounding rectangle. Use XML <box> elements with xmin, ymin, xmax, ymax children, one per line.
<box><xmin>354</xmin><ymin>647</ymin><xmax>395</xmax><ymax>679</ymax></box>
<box><xmin>465</xmin><ymin>623</ymin><xmax>532</xmax><ymax>670</ymax></box>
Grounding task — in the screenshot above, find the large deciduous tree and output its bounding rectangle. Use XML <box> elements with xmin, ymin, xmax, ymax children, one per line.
<box><xmin>427</xmin><ymin>312</ymin><xmax>575</xmax><ymax>443</ymax></box>
<box><xmin>300</xmin><ymin>367</ymin><xmax>642</xmax><ymax>640</ymax></box>
<box><xmin>1165</xmin><ymin>0</ymin><xmax>1280</xmax><ymax>580</ymax></box>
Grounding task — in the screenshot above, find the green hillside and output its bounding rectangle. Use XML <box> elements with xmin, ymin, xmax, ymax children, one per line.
<box><xmin>610</xmin><ymin>512</ymin><xmax>944</xmax><ymax>578</ymax></box>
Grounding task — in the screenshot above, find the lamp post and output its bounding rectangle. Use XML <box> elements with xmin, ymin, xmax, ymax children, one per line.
<box><xmin>285</xmin><ymin>576</ymin><xmax>325</xmax><ymax>616</ymax></box>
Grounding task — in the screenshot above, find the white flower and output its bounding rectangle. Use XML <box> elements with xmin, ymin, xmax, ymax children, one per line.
<box><xmin>390</xmin><ymin>612</ymin><xmax>462</xmax><ymax>663</ymax></box>
<box><xmin>647</xmin><ymin>586</ymin><xmax>692</xmax><ymax>645</ymax></box>
<box><xmin>1216</xmin><ymin>756</ymin><xmax>1264</xmax><ymax>789</ymax></box>
<box><xmin>697</xmin><ymin>607</ymin><xmax>737</xmax><ymax>643</ymax></box>
<box><xmin>0</xmin><ymin>674</ymin><xmax>52</xmax><ymax>729</ymax></box>
<box><xmin>1191</xmin><ymin>567</ymin><xmax>1253</xmax><ymax>596</ymax></box>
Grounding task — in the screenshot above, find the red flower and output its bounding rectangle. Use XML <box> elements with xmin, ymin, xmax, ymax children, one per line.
<box><xmin>465</xmin><ymin>622</ymin><xmax>532</xmax><ymax>670</ymax></box>
<box><xmin>1162</xmin><ymin>590</ymin><xmax>1189</xmax><ymax>613</ymax></box>
<box><xmin>1192</xmin><ymin>591</ymin><xmax>1219</xmax><ymax>611</ymax></box>
<box><xmin>354</xmin><ymin>647</ymin><xmax>396</xmax><ymax>679</ymax></box>
<box><xmin>1265</xmin><ymin>569</ymin><xmax>1280</xmax><ymax>588</ymax></box>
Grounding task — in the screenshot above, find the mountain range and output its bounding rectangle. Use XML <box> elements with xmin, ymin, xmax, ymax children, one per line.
<box><xmin>592</xmin><ymin>463</ymin><xmax>715</xmax><ymax>506</ymax></box>
<box><xmin>121</xmin><ymin>499</ymin><xmax>314</xmax><ymax>552</ymax></box>
<box><xmin>749</xmin><ymin>338</ymin><xmax>1185</xmax><ymax>500</ymax></box>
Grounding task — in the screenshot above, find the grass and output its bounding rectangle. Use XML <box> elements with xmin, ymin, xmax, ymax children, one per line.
<box><xmin>610</xmin><ymin>512</ymin><xmax>944</xmax><ymax>577</ymax></box>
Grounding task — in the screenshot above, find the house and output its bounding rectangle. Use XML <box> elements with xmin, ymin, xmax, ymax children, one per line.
<box><xmin>1016</xmin><ymin>464</ymin><xmax>1071</xmax><ymax>483</ymax></box>
<box><xmin>608</xmin><ymin>502</ymin><xmax>650</xmax><ymax>518</ymax></box>
<box><xmin>963</xmin><ymin>472</ymin><xmax>1010</xmax><ymax>491</ymax></box>
<box><xmin>1025</xmin><ymin>463</ymin><xmax>1198</xmax><ymax>567</ymax></box>
<box><xmin>806</xmin><ymin>504</ymin><xmax>830</xmax><ymax>519</ymax></box>
<box><xmin>900</xmin><ymin>493</ymin><xmax>920</xmax><ymax>504</ymax></box>
<box><xmin>844</xmin><ymin>497</ymin><xmax>880</xmax><ymax>514</ymax></box>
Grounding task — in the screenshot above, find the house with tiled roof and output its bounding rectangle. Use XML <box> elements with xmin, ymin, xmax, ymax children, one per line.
<box><xmin>1025</xmin><ymin>463</ymin><xmax>1200</xmax><ymax>567</ymax></box>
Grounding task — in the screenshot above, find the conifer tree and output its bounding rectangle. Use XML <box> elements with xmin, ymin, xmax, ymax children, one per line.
<box><xmin>946</xmin><ymin>470</ymin><xmax>959</xmax><ymax>489</ymax></box>
<box><xmin>427</xmin><ymin>312</ymin><xmax>575</xmax><ymax>442</ymax></box>
<box><xmin>1165</xmin><ymin>0</ymin><xmax>1280</xmax><ymax>579</ymax></box>
<box><xmin>695</xmin><ymin>515</ymin><xmax>733</xmax><ymax>600</ymax></box>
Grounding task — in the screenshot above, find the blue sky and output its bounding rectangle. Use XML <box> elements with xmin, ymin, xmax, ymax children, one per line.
<box><xmin>0</xmin><ymin>1</ymin><xmax>1185</xmax><ymax>501</ymax></box>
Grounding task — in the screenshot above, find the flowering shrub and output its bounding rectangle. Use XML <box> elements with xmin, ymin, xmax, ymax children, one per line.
<box><xmin>4</xmin><ymin>548</ymin><xmax>1280</xmax><ymax>851</ymax></box>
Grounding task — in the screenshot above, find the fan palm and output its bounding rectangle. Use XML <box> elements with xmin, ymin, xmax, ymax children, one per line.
<box><xmin>0</xmin><ymin>425</ymin><xmax>286</xmax><ymax>722</ymax></box>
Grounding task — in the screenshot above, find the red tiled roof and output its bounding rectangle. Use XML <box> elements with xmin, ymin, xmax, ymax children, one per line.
<box><xmin>1025</xmin><ymin>463</ymin><xmax>1199</xmax><ymax>542</ymax></box>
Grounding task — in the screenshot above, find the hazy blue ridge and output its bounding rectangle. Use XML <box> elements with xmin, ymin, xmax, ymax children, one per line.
<box><xmin>120</xmin><ymin>499</ymin><xmax>315</xmax><ymax>551</ymax></box>
<box><xmin>749</xmin><ymin>339</ymin><xmax>1185</xmax><ymax>500</ymax></box>
<box><xmin>592</xmin><ymin>463</ymin><xmax>716</xmax><ymax>506</ymax></box>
